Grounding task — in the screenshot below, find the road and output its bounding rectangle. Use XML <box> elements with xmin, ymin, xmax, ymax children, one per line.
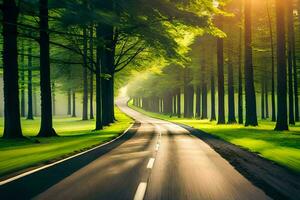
<box><xmin>0</xmin><ymin>98</ymin><xmax>270</xmax><ymax>200</ymax></box>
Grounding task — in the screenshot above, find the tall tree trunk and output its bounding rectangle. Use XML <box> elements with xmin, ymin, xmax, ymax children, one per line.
<box><xmin>38</xmin><ymin>0</ymin><xmax>57</xmax><ymax>137</ymax></box>
<box><xmin>67</xmin><ymin>89</ymin><xmax>71</xmax><ymax>115</ymax></box>
<box><xmin>196</xmin><ymin>86</ymin><xmax>201</xmax><ymax>118</ymax></box>
<box><xmin>82</xmin><ymin>27</ymin><xmax>88</xmax><ymax>120</ymax></box>
<box><xmin>261</xmin><ymin>79</ymin><xmax>265</xmax><ymax>119</ymax></box>
<box><xmin>72</xmin><ymin>90</ymin><xmax>76</xmax><ymax>117</ymax></box>
<box><xmin>52</xmin><ymin>82</ymin><xmax>56</xmax><ymax>116</ymax></box>
<box><xmin>34</xmin><ymin>87</ymin><xmax>37</xmax><ymax>116</ymax></box>
<box><xmin>95</xmin><ymin>25</ymin><xmax>103</xmax><ymax>130</ymax></box>
<box><xmin>287</xmin><ymin>0</ymin><xmax>296</xmax><ymax>124</ymax></box>
<box><xmin>211</xmin><ymin>66</ymin><xmax>216</xmax><ymax>121</ymax></box>
<box><xmin>238</xmin><ymin>5</ymin><xmax>243</xmax><ymax>124</ymax></box>
<box><xmin>177</xmin><ymin>89</ymin><xmax>181</xmax><ymax>118</ymax></box>
<box><xmin>217</xmin><ymin>15</ymin><xmax>225</xmax><ymax>124</ymax></box>
<box><xmin>244</xmin><ymin>0</ymin><xmax>258</xmax><ymax>126</ymax></box>
<box><xmin>27</xmin><ymin>45</ymin><xmax>34</xmax><ymax>120</ymax></box>
<box><xmin>265</xmin><ymin>79</ymin><xmax>269</xmax><ymax>118</ymax></box>
<box><xmin>2</xmin><ymin>0</ymin><xmax>23</xmax><ymax>138</ymax></box>
<box><xmin>89</xmin><ymin>25</ymin><xmax>94</xmax><ymax>119</ymax></box>
<box><xmin>266</xmin><ymin>0</ymin><xmax>276</xmax><ymax>122</ymax></box>
<box><xmin>227</xmin><ymin>56</ymin><xmax>236</xmax><ymax>123</ymax></box>
<box><xmin>20</xmin><ymin>44</ymin><xmax>26</xmax><ymax>117</ymax></box>
<box><xmin>201</xmin><ymin>82</ymin><xmax>208</xmax><ymax>119</ymax></box>
<box><xmin>274</xmin><ymin>0</ymin><xmax>288</xmax><ymax>130</ymax></box>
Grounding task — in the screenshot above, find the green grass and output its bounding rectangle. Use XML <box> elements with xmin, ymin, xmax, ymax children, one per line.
<box><xmin>129</xmin><ymin>103</ymin><xmax>300</xmax><ymax>173</ymax></box>
<box><xmin>0</xmin><ymin>107</ymin><xmax>133</xmax><ymax>178</ymax></box>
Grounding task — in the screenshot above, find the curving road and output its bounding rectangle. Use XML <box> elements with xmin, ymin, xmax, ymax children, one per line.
<box><xmin>0</xmin><ymin>98</ymin><xmax>270</xmax><ymax>200</ymax></box>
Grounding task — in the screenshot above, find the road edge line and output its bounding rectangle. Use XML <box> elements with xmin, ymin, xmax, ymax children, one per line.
<box><xmin>0</xmin><ymin>123</ymin><xmax>134</xmax><ymax>186</ymax></box>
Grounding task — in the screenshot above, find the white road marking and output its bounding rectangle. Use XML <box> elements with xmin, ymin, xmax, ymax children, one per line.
<box><xmin>147</xmin><ymin>158</ymin><xmax>155</xmax><ymax>169</ymax></box>
<box><xmin>155</xmin><ymin>144</ymin><xmax>160</xmax><ymax>151</ymax></box>
<box><xmin>133</xmin><ymin>182</ymin><xmax>147</xmax><ymax>200</ymax></box>
<box><xmin>0</xmin><ymin>124</ymin><xmax>134</xmax><ymax>186</ymax></box>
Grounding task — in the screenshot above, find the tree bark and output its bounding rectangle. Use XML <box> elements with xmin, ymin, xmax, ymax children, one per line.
<box><xmin>261</xmin><ymin>79</ymin><xmax>265</xmax><ymax>119</ymax></box>
<box><xmin>82</xmin><ymin>27</ymin><xmax>88</xmax><ymax>120</ymax></box>
<box><xmin>38</xmin><ymin>0</ymin><xmax>57</xmax><ymax>137</ymax></box>
<box><xmin>266</xmin><ymin>0</ymin><xmax>276</xmax><ymax>122</ymax></box>
<box><xmin>238</xmin><ymin>5</ymin><xmax>243</xmax><ymax>124</ymax></box>
<box><xmin>227</xmin><ymin>55</ymin><xmax>236</xmax><ymax>123</ymax></box>
<box><xmin>95</xmin><ymin>25</ymin><xmax>103</xmax><ymax>130</ymax></box>
<box><xmin>244</xmin><ymin>0</ymin><xmax>258</xmax><ymax>126</ymax></box>
<box><xmin>20</xmin><ymin>43</ymin><xmax>26</xmax><ymax>118</ymax></box>
<box><xmin>274</xmin><ymin>0</ymin><xmax>288</xmax><ymax>130</ymax></box>
<box><xmin>265</xmin><ymin>79</ymin><xmax>269</xmax><ymax>118</ymax></box>
<box><xmin>210</xmin><ymin>65</ymin><xmax>216</xmax><ymax>121</ymax></box>
<box><xmin>67</xmin><ymin>89</ymin><xmax>71</xmax><ymax>115</ymax></box>
<box><xmin>2</xmin><ymin>0</ymin><xmax>23</xmax><ymax>138</ymax></box>
<box><xmin>52</xmin><ymin>82</ymin><xmax>56</xmax><ymax>116</ymax></box>
<box><xmin>287</xmin><ymin>0</ymin><xmax>296</xmax><ymax>124</ymax></box>
<box><xmin>27</xmin><ymin>45</ymin><xmax>34</xmax><ymax>120</ymax></box>
<box><xmin>217</xmin><ymin>15</ymin><xmax>225</xmax><ymax>124</ymax></box>
<box><xmin>89</xmin><ymin>25</ymin><xmax>94</xmax><ymax>119</ymax></box>
<box><xmin>177</xmin><ymin>89</ymin><xmax>181</xmax><ymax>118</ymax></box>
<box><xmin>72</xmin><ymin>90</ymin><xmax>76</xmax><ymax>117</ymax></box>
<box><xmin>196</xmin><ymin>86</ymin><xmax>201</xmax><ymax>118</ymax></box>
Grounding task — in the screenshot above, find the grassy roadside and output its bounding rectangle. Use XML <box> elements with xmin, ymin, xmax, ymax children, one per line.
<box><xmin>129</xmin><ymin>103</ymin><xmax>300</xmax><ymax>173</ymax></box>
<box><xmin>0</xmin><ymin>107</ymin><xmax>133</xmax><ymax>178</ymax></box>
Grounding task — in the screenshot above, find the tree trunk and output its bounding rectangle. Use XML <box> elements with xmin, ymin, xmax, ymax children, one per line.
<box><xmin>211</xmin><ymin>66</ymin><xmax>216</xmax><ymax>121</ymax></box>
<box><xmin>2</xmin><ymin>0</ymin><xmax>23</xmax><ymax>138</ymax></box>
<box><xmin>95</xmin><ymin>25</ymin><xmax>103</xmax><ymax>130</ymax></box>
<box><xmin>287</xmin><ymin>0</ymin><xmax>296</xmax><ymax>124</ymax></box>
<box><xmin>266</xmin><ymin>0</ymin><xmax>276</xmax><ymax>122</ymax></box>
<box><xmin>227</xmin><ymin>56</ymin><xmax>236</xmax><ymax>123</ymax></box>
<box><xmin>217</xmin><ymin>15</ymin><xmax>225</xmax><ymax>124</ymax></box>
<box><xmin>82</xmin><ymin>27</ymin><xmax>88</xmax><ymax>120</ymax></box>
<box><xmin>38</xmin><ymin>0</ymin><xmax>57</xmax><ymax>137</ymax></box>
<box><xmin>238</xmin><ymin>5</ymin><xmax>243</xmax><ymax>124</ymax></box>
<box><xmin>177</xmin><ymin>89</ymin><xmax>181</xmax><ymax>118</ymax></box>
<box><xmin>20</xmin><ymin>44</ymin><xmax>26</xmax><ymax>118</ymax></box>
<box><xmin>52</xmin><ymin>82</ymin><xmax>56</xmax><ymax>116</ymax></box>
<box><xmin>27</xmin><ymin>45</ymin><xmax>34</xmax><ymax>120</ymax></box>
<box><xmin>261</xmin><ymin>79</ymin><xmax>265</xmax><ymax>119</ymax></box>
<box><xmin>89</xmin><ymin>25</ymin><xmax>94</xmax><ymax>119</ymax></box>
<box><xmin>201</xmin><ymin>82</ymin><xmax>208</xmax><ymax>119</ymax></box>
<box><xmin>244</xmin><ymin>0</ymin><xmax>258</xmax><ymax>126</ymax></box>
<box><xmin>72</xmin><ymin>90</ymin><xmax>76</xmax><ymax>117</ymax></box>
<box><xmin>265</xmin><ymin>79</ymin><xmax>269</xmax><ymax>118</ymax></box>
<box><xmin>34</xmin><ymin>87</ymin><xmax>37</xmax><ymax>116</ymax></box>
<box><xmin>274</xmin><ymin>0</ymin><xmax>288</xmax><ymax>130</ymax></box>
<box><xmin>67</xmin><ymin>89</ymin><xmax>71</xmax><ymax>115</ymax></box>
<box><xmin>196</xmin><ymin>86</ymin><xmax>201</xmax><ymax>118</ymax></box>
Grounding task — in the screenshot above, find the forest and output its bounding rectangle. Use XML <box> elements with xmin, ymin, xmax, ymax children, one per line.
<box><xmin>0</xmin><ymin>0</ymin><xmax>300</xmax><ymax>198</ymax></box>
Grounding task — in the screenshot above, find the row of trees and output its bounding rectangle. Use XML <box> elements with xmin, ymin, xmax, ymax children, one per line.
<box><xmin>128</xmin><ymin>0</ymin><xmax>300</xmax><ymax>131</ymax></box>
<box><xmin>1</xmin><ymin>0</ymin><xmax>213</xmax><ymax>138</ymax></box>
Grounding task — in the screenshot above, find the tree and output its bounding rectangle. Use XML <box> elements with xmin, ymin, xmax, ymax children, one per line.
<box><xmin>216</xmin><ymin>15</ymin><xmax>225</xmax><ymax>124</ymax></box>
<box><xmin>274</xmin><ymin>0</ymin><xmax>288</xmax><ymax>131</ymax></box>
<box><xmin>27</xmin><ymin>44</ymin><xmax>34</xmax><ymax>120</ymax></box>
<box><xmin>266</xmin><ymin>0</ymin><xmax>276</xmax><ymax>122</ymax></box>
<box><xmin>2</xmin><ymin>0</ymin><xmax>23</xmax><ymax>138</ymax></box>
<box><xmin>244</xmin><ymin>0</ymin><xmax>258</xmax><ymax>126</ymax></box>
<box><xmin>38</xmin><ymin>0</ymin><xmax>57</xmax><ymax>137</ymax></box>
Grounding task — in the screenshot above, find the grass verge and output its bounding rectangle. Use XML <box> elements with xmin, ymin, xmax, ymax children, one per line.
<box><xmin>129</xmin><ymin>103</ymin><xmax>300</xmax><ymax>173</ymax></box>
<box><xmin>0</xmin><ymin>107</ymin><xmax>133</xmax><ymax>178</ymax></box>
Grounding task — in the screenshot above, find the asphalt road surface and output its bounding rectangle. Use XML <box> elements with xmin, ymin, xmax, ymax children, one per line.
<box><xmin>0</xmin><ymin>98</ymin><xmax>270</xmax><ymax>200</ymax></box>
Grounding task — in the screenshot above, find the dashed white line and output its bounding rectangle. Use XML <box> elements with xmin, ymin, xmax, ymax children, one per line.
<box><xmin>155</xmin><ymin>144</ymin><xmax>160</xmax><ymax>151</ymax></box>
<box><xmin>133</xmin><ymin>182</ymin><xmax>147</xmax><ymax>200</ymax></box>
<box><xmin>147</xmin><ymin>158</ymin><xmax>155</xmax><ymax>169</ymax></box>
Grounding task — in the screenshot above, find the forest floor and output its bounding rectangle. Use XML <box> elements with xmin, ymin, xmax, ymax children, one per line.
<box><xmin>129</xmin><ymin>103</ymin><xmax>300</xmax><ymax>173</ymax></box>
<box><xmin>0</xmin><ymin>108</ymin><xmax>133</xmax><ymax>179</ymax></box>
